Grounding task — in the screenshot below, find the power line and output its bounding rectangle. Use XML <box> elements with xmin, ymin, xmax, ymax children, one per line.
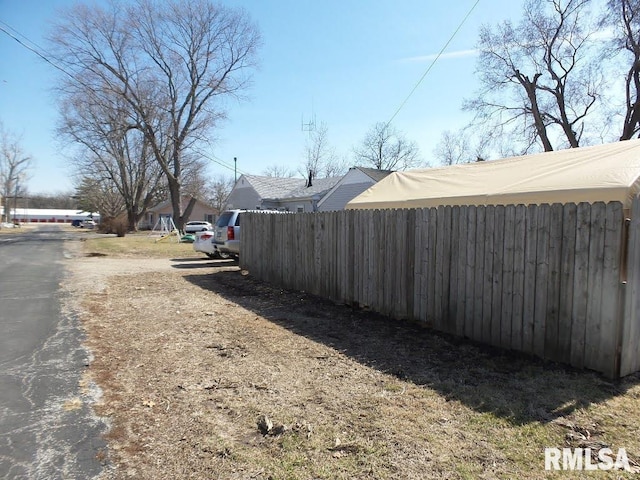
<box><xmin>0</xmin><ymin>20</ymin><xmax>77</xmax><ymax>81</ymax></box>
<box><xmin>385</xmin><ymin>0</ymin><xmax>480</xmax><ymax>127</ymax></box>
<box><xmin>1</xmin><ymin>20</ymin><xmax>250</xmax><ymax>179</ymax></box>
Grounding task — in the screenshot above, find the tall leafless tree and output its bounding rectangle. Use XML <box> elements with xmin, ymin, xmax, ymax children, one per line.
<box><xmin>0</xmin><ymin>122</ymin><xmax>32</xmax><ymax>223</ymax></box>
<box><xmin>603</xmin><ymin>0</ymin><xmax>640</xmax><ymax>140</ymax></box>
<box><xmin>49</xmin><ymin>0</ymin><xmax>261</xmax><ymax>230</ymax></box>
<box><xmin>353</xmin><ymin>122</ymin><xmax>422</xmax><ymax>171</ymax></box>
<box><xmin>465</xmin><ymin>0</ymin><xmax>601</xmax><ymax>153</ymax></box>
<box><xmin>300</xmin><ymin>122</ymin><xmax>348</xmax><ymax>181</ymax></box>
<box><xmin>58</xmin><ymin>91</ymin><xmax>166</xmax><ymax>231</ymax></box>
<box><xmin>206</xmin><ymin>174</ymin><xmax>235</xmax><ymax>212</ymax></box>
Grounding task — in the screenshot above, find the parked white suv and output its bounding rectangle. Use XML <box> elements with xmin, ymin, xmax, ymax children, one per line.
<box><xmin>211</xmin><ymin>210</ymin><xmax>243</xmax><ymax>258</ymax></box>
<box><xmin>212</xmin><ymin>209</ymin><xmax>288</xmax><ymax>258</ymax></box>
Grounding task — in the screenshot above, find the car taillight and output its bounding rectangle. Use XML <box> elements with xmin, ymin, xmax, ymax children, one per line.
<box><xmin>201</xmin><ymin>233</ymin><xmax>213</xmax><ymax>240</ymax></box>
<box><xmin>227</xmin><ymin>226</ymin><xmax>235</xmax><ymax>240</ymax></box>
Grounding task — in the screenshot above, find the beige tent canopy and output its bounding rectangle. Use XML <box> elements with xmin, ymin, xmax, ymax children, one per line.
<box><xmin>345</xmin><ymin>139</ymin><xmax>640</xmax><ymax>210</ymax></box>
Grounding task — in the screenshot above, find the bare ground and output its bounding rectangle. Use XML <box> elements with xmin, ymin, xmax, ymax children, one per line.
<box><xmin>61</xmin><ymin>239</ymin><xmax>640</xmax><ymax>479</ymax></box>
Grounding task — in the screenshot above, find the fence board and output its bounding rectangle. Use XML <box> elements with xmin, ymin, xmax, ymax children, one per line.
<box><xmin>434</xmin><ymin>206</ymin><xmax>445</xmax><ymax>331</ymax></box>
<box><xmin>621</xmin><ymin>196</ymin><xmax>640</xmax><ymax>375</ymax></box>
<box><xmin>442</xmin><ymin>206</ymin><xmax>453</xmax><ymax>332</ymax></box>
<box><xmin>501</xmin><ymin>205</ymin><xmax>515</xmax><ymax>349</ymax></box>
<box><xmin>473</xmin><ymin>206</ymin><xmax>486</xmax><ymax>342</ymax></box>
<box><xmin>464</xmin><ymin>206</ymin><xmax>477</xmax><ymax>339</ymax></box>
<box><xmin>482</xmin><ymin>206</ymin><xmax>495</xmax><ymax>345</ymax></box>
<box><xmin>522</xmin><ymin>205</ymin><xmax>538</xmax><ymax>355</ymax></box>
<box><xmin>571</xmin><ymin>203</ymin><xmax>591</xmax><ymax>369</ymax></box>
<box><xmin>449</xmin><ymin>206</ymin><xmax>460</xmax><ymax>334</ymax></box>
<box><xmin>426</xmin><ymin>208</ymin><xmax>438</xmax><ymax>328</ymax></box>
<box><xmin>491</xmin><ymin>205</ymin><xmax>505</xmax><ymax>348</ymax></box>
<box><xmin>533</xmin><ymin>205</ymin><xmax>550</xmax><ymax>358</ymax></box>
<box><xmin>511</xmin><ymin>205</ymin><xmax>526</xmax><ymax>352</ymax></box>
<box><xmin>599</xmin><ymin>203</ymin><xmax>624</xmax><ymax>378</ymax></box>
<box><xmin>558</xmin><ymin>203</ymin><xmax>577</xmax><ymax>365</ymax></box>
<box><xmin>456</xmin><ymin>206</ymin><xmax>468</xmax><ymax>337</ymax></box>
<box><xmin>544</xmin><ymin>204</ymin><xmax>563</xmax><ymax>362</ymax></box>
<box><xmin>585</xmin><ymin>203</ymin><xmax>606</xmax><ymax>371</ymax></box>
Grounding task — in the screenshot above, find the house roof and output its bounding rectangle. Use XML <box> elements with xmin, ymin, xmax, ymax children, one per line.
<box><xmin>346</xmin><ymin>139</ymin><xmax>640</xmax><ymax>210</ymax></box>
<box><xmin>244</xmin><ymin>175</ymin><xmax>341</xmax><ymax>200</ymax></box>
<box><xmin>149</xmin><ymin>196</ymin><xmax>215</xmax><ymax>212</ymax></box>
<box><xmin>244</xmin><ymin>175</ymin><xmax>307</xmax><ymax>199</ymax></box>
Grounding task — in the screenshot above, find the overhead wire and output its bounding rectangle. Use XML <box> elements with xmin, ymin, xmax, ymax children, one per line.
<box><xmin>385</xmin><ymin>0</ymin><xmax>481</xmax><ymax>127</ymax></box>
<box><xmin>1</xmin><ymin>19</ymin><xmax>247</xmax><ymax>177</ymax></box>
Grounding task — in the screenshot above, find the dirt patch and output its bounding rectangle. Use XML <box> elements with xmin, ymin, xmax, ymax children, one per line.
<box><xmin>62</xmin><ymin>240</ymin><xmax>640</xmax><ymax>479</ymax></box>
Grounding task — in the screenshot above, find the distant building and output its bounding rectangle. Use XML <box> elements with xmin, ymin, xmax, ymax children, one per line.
<box><xmin>1</xmin><ymin>207</ymin><xmax>99</xmax><ymax>224</ymax></box>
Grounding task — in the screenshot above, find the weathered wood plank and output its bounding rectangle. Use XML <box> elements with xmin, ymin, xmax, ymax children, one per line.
<box><xmin>449</xmin><ymin>206</ymin><xmax>460</xmax><ymax>334</ymax></box>
<box><xmin>621</xmin><ymin>196</ymin><xmax>640</xmax><ymax>376</ymax></box>
<box><xmin>482</xmin><ymin>205</ymin><xmax>495</xmax><ymax>345</ymax></box>
<box><xmin>473</xmin><ymin>206</ymin><xmax>486</xmax><ymax>342</ymax></box>
<box><xmin>434</xmin><ymin>206</ymin><xmax>445</xmax><ymax>331</ymax></box>
<box><xmin>534</xmin><ymin>204</ymin><xmax>550</xmax><ymax>359</ymax></box>
<box><xmin>464</xmin><ymin>206</ymin><xmax>477</xmax><ymax>339</ymax></box>
<box><xmin>570</xmin><ymin>202</ymin><xmax>591</xmax><ymax>369</ymax></box>
<box><xmin>456</xmin><ymin>206</ymin><xmax>468</xmax><ymax>337</ymax></box>
<box><xmin>558</xmin><ymin>203</ymin><xmax>577</xmax><ymax>365</ymax></box>
<box><xmin>406</xmin><ymin>209</ymin><xmax>417</xmax><ymax>320</ymax></box>
<box><xmin>441</xmin><ymin>206</ymin><xmax>453</xmax><ymax>332</ymax></box>
<box><xmin>511</xmin><ymin>205</ymin><xmax>526</xmax><ymax>352</ymax></box>
<box><xmin>426</xmin><ymin>207</ymin><xmax>438</xmax><ymax>328</ymax></box>
<box><xmin>522</xmin><ymin>204</ymin><xmax>538</xmax><ymax>355</ymax></box>
<box><xmin>585</xmin><ymin>203</ymin><xmax>606</xmax><ymax>371</ymax></box>
<box><xmin>491</xmin><ymin>205</ymin><xmax>505</xmax><ymax>348</ymax></box>
<box><xmin>501</xmin><ymin>205</ymin><xmax>515</xmax><ymax>349</ymax></box>
<box><xmin>413</xmin><ymin>209</ymin><xmax>425</xmax><ymax>320</ymax></box>
<box><xmin>544</xmin><ymin>204</ymin><xmax>563</xmax><ymax>362</ymax></box>
<box><xmin>598</xmin><ymin>202</ymin><xmax>624</xmax><ymax>378</ymax></box>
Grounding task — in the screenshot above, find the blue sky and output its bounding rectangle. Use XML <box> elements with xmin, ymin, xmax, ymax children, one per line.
<box><xmin>0</xmin><ymin>0</ymin><xmax>523</xmax><ymax>194</ymax></box>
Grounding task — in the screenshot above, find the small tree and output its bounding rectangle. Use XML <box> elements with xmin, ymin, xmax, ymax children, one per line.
<box><xmin>353</xmin><ymin>122</ymin><xmax>422</xmax><ymax>171</ymax></box>
<box><xmin>0</xmin><ymin>123</ymin><xmax>32</xmax><ymax>223</ymax></box>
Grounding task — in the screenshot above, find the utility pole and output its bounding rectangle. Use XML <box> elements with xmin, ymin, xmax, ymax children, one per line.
<box><xmin>234</xmin><ymin>157</ymin><xmax>237</xmax><ymax>182</ymax></box>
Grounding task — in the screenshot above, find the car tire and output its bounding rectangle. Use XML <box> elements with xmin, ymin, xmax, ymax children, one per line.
<box><xmin>206</xmin><ymin>253</ymin><xmax>216</xmax><ymax>259</ymax></box>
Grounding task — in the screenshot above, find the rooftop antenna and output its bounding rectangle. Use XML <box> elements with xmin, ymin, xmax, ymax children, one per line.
<box><xmin>301</xmin><ymin>99</ymin><xmax>316</xmax><ymax>138</ymax></box>
<box><xmin>301</xmin><ymin>112</ymin><xmax>316</xmax><ymax>137</ymax></box>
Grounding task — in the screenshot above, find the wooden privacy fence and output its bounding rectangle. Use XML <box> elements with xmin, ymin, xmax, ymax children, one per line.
<box><xmin>241</xmin><ymin>198</ymin><xmax>640</xmax><ymax>378</ymax></box>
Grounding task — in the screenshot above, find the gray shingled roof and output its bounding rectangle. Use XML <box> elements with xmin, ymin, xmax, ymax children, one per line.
<box><xmin>245</xmin><ymin>175</ymin><xmax>341</xmax><ymax>200</ymax></box>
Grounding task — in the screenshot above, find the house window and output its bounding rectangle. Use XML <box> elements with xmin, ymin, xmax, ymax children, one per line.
<box><xmin>205</xmin><ymin>214</ymin><xmax>214</xmax><ymax>223</ymax></box>
<box><xmin>296</xmin><ymin>205</ymin><xmax>304</xmax><ymax>213</ymax></box>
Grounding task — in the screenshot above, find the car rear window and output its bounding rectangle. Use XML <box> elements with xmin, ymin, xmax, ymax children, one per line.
<box><xmin>215</xmin><ymin>212</ymin><xmax>234</xmax><ymax>227</ymax></box>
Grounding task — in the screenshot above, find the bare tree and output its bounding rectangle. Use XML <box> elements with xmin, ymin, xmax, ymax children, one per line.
<box><xmin>58</xmin><ymin>90</ymin><xmax>166</xmax><ymax>231</ymax></box>
<box><xmin>300</xmin><ymin>122</ymin><xmax>348</xmax><ymax>181</ymax></box>
<box><xmin>465</xmin><ymin>0</ymin><xmax>601</xmax><ymax>153</ymax></box>
<box><xmin>603</xmin><ymin>0</ymin><xmax>640</xmax><ymax>139</ymax></box>
<box><xmin>74</xmin><ymin>175</ymin><xmax>126</xmax><ymax>220</ymax></box>
<box><xmin>353</xmin><ymin>122</ymin><xmax>422</xmax><ymax>171</ymax></box>
<box><xmin>207</xmin><ymin>174</ymin><xmax>235</xmax><ymax>212</ymax></box>
<box><xmin>434</xmin><ymin>129</ymin><xmax>491</xmax><ymax>165</ymax></box>
<box><xmin>49</xmin><ymin>0</ymin><xmax>261</xmax><ymax>230</ymax></box>
<box><xmin>262</xmin><ymin>165</ymin><xmax>295</xmax><ymax>178</ymax></box>
<box><xmin>0</xmin><ymin>123</ymin><xmax>32</xmax><ymax>223</ymax></box>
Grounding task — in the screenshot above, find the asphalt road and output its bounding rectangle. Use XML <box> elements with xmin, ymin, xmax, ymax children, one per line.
<box><xmin>0</xmin><ymin>225</ymin><xmax>107</xmax><ymax>479</ymax></box>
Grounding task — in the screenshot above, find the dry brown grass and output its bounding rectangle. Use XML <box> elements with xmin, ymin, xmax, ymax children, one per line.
<box><xmin>64</xmin><ymin>237</ymin><xmax>640</xmax><ymax>479</ymax></box>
